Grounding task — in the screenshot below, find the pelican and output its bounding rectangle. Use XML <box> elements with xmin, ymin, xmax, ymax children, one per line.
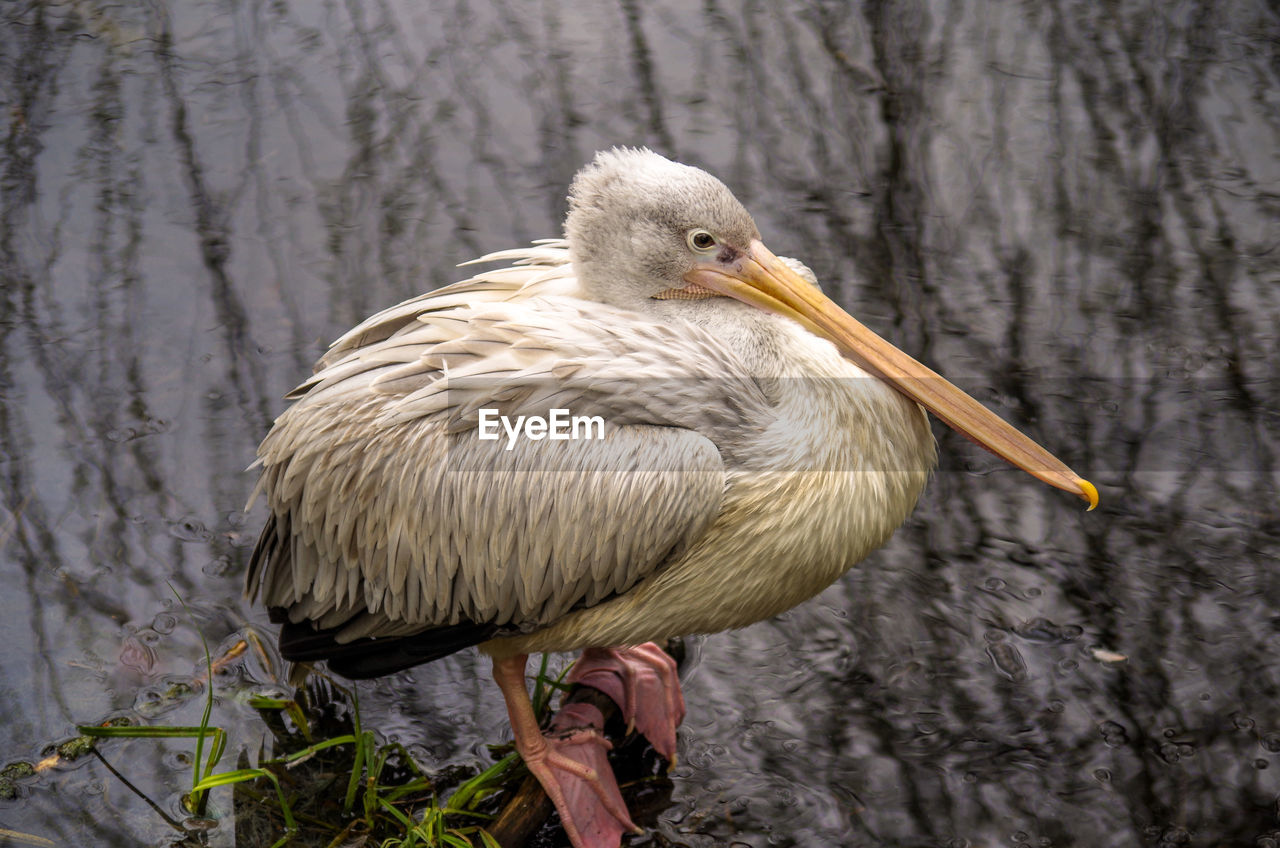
<box><xmin>246</xmin><ymin>148</ymin><xmax>1095</xmax><ymax>848</ymax></box>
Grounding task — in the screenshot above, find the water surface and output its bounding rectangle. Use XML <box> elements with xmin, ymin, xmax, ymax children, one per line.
<box><xmin>1</xmin><ymin>1</ymin><xmax>1277</xmax><ymax>845</ymax></box>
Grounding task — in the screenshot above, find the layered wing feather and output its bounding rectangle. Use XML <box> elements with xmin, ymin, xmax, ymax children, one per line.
<box><xmin>246</xmin><ymin>243</ymin><xmax>774</xmax><ymax>651</ymax></box>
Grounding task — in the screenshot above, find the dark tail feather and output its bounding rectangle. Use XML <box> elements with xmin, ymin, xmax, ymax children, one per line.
<box><xmin>245</xmin><ymin>514</ymin><xmax>283</xmax><ymax>600</ymax></box>
<box><xmin>274</xmin><ymin>611</ymin><xmax>499</xmax><ymax>680</ymax></box>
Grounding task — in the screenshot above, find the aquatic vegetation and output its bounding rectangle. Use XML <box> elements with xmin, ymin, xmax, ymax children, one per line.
<box><xmin>76</xmin><ymin>647</ymin><xmax>526</xmax><ymax>846</ymax></box>
<box><xmin>66</xmin><ymin>618</ymin><xmax>644</xmax><ymax>848</ymax></box>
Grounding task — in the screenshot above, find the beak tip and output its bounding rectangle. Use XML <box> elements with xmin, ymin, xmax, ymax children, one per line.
<box><xmin>1080</xmin><ymin>479</ymin><xmax>1099</xmax><ymax>511</ymax></box>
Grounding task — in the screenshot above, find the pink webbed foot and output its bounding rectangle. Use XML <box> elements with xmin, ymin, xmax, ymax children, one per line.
<box><xmin>492</xmin><ymin>655</ymin><xmax>640</xmax><ymax>848</ymax></box>
<box><xmin>542</xmin><ymin>703</ymin><xmax>635</xmax><ymax>847</ymax></box>
<box><xmin>566</xmin><ymin>642</ymin><xmax>686</xmax><ymax>761</ymax></box>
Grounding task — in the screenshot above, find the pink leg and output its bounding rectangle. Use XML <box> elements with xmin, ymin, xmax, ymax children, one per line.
<box><xmin>566</xmin><ymin>642</ymin><xmax>686</xmax><ymax>762</ymax></box>
<box><xmin>491</xmin><ymin>654</ymin><xmax>640</xmax><ymax>848</ymax></box>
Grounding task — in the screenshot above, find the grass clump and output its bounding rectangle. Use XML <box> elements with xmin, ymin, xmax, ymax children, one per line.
<box><xmin>73</xmin><ymin>586</ymin><xmax>527</xmax><ymax>847</ymax></box>
<box><xmin>79</xmin><ymin>650</ymin><xmax>523</xmax><ymax>848</ymax></box>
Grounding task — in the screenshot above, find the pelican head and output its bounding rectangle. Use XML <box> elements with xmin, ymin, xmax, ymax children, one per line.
<box><xmin>565</xmin><ymin>148</ymin><xmax>761</xmax><ymax>310</ymax></box>
<box><xmin>563</xmin><ymin>147</ymin><xmax>1097</xmax><ymax>508</ymax></box>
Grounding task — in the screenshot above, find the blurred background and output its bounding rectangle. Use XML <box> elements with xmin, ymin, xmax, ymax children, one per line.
<box><xmin>0</xmin><ymin>0</ymin><xmax>1277</xmax><ymax>845</ymax></box>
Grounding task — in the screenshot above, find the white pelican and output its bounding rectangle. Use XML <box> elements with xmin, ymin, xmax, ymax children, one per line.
<box><xmin>246</xmin><ymin>148</ymin><xmax>1095</xmax><ymax>848</ymax></box>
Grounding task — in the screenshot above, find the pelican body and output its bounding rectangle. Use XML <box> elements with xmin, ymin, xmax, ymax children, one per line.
<box><xmin>247</xmin><ymin>149</ymin><xmax>1094</xmax><ymax>847</ymax></box>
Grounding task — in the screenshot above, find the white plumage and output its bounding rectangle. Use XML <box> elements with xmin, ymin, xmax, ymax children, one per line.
<box><xmin>248</xmin><ymin>237</ymin><xmax>933</xmax><ymax>654</ymax></box>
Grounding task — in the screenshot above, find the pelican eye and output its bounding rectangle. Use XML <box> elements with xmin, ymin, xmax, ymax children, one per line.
<box><xmin>687</xmin><ymin>229</ymin><xmax>717</xmax><ymax>253</ymax></box>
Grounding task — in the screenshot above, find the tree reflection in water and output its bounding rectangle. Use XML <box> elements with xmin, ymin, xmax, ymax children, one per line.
<box><xmin>0</xmin><ymin>1</ymin><xmax>1276</xmax><ymax>845</ymax></box>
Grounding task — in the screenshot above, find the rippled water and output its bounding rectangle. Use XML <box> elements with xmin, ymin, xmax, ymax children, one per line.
<box><xmin>1</xmin><ymin>1</ymin><xmax>1277</xmax><ymax>846</ymax></box>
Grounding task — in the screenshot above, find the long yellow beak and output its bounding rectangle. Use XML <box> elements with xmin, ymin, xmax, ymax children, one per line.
<box><xmin>684</xmin><ymin>240</ymin><xmax>1098</xmax><ymax>510</ymax></box>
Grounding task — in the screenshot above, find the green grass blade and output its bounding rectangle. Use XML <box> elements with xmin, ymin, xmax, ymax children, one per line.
<box><xmin>435</xmin><ymin>809</ymin><xmax>494</xmax><ymax>822</ymax></box>
<box><xmin>191</xmin><ymin>768</ymin><xmax>270</xmax><ymax>791</ymax></box>
<box><xmin>379</xmin><ymin>775</ymin><xmax>433</xmax><ymax>803</ymax></box>
<box><xmin>376</xmin><ymin>795</ymin><xmax>413</xmax><ymax>827</ymax></box>
<box><xmin>342</xmin><ymin>687</ymin><xmax>367</xmax><ymax>815</ymax></box>
<box><xmin>267</xmin><ymin>733</ymin><xmax>358</xmax><ymax>765</ymax></box>
<box><xmin>530</xmin><ymin>653</ymin><xmax>552</xmax><ymax>717</ymax></box>
<box><xmin>165</xmin><ymin>581</ymin><xmax>220</xmax><ymax>812</ymax></box>
<box><xmin>247</xmin><ymin>696</ymin><xmax>294</xmax><ymax>709</ymax></box>
<box><xmin>248</xmin><ymin>695</ymin><xmax>314</xmax><ymax>744</ymax></box>
<box><xmin>201</xmin><ymin>728</ymin><xmax>228</xmax><ymax>782</ymax></box>
<box><xmin>191</xmin><ymin>767</ymin><xmax>297</xmax><ymax>831</ymax></box>
<box><xmin>76</xmin><ymin>725</ymin><xmax>221</xmax><ymax>739</ymax></box>
<box><xmin>342</xmin><ymin>730</ymin><xmax>369</xmax><ymax>815</ymax></box>
<box><xmin>445</xmin><ymin>752</ymin><xmax>517</xmax><ymax>811</ymax></box>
